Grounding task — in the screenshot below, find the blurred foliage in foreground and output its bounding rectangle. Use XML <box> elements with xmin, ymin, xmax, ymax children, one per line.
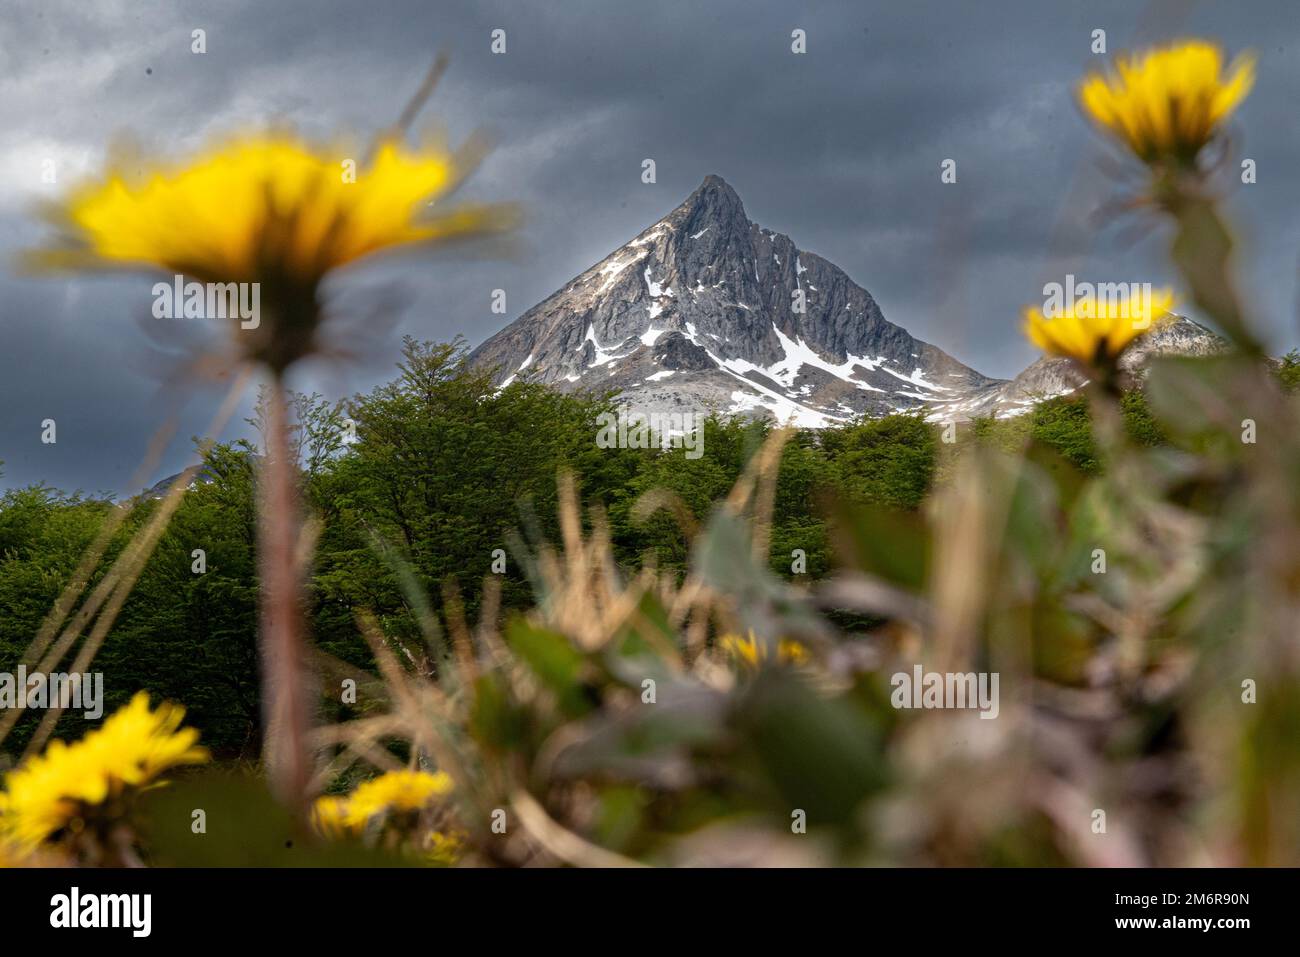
<box><xmin>300</xmin><ymin>340</ymin><xmax>1300</xmax><ymax>867</ymax></box>
<box><xmin>5</xmin><ymin>345</ymin><xmax>1300</xmax><ymax>865</ymax></box>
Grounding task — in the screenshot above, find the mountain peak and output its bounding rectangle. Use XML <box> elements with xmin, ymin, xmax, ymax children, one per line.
<box><xmin>698</xmin><ymin>173</ymin><xmax>736</xmax><ymax>193</ymax></box>
<box><xmin>679</xmin><ymin>174</ymin><xmax>746</xmax><ymax>229</ymax></box>
<box><xmin>470</xmin><ymin>177</ymin><xmax>1004</xmax><ymax>427</ymax></box>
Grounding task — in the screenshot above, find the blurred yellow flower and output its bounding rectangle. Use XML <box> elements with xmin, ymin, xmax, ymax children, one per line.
<box><xmin>26</xmin><ymin>132</ymin><xmax>513</xmax><ymax>370</ymax></box>
<box><xmin>423</xmin><ymin>829</ymin><xmax>466</xmax><ymax>866</ymax></box>
<box><xmin>0</xmin><ymin>692</ymin><xmax>207</xmax><ymax>851</ymax></box>
<box><xmin>1078</xmin><ymin>39</ymin><xmax>1255</xmax><ymax>165</ymax></box>
<box><xmin>1023</xmin><ymin>287</ymin><xmax>1176</xmax><ymax>366</ymax></box>
<box><xmin>310</xmin><ymin>795</ymin><xmax>353</xmax><ymax>840</ymax></box>
<box><xmin>719</xmin><ymin>631</ymin><xmax>809</xmax><ymax>668</ymax></box>
<box><xmin>344</xmin><ymin>769</ymin><xmax>452</xmax><ymax>829</ymax></box>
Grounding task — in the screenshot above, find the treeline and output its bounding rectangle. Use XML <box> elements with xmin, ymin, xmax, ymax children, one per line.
<box><xmin>4</xmin><ymin>341</ymin><xmax>1295</xmax><ymax>756</ymax></box>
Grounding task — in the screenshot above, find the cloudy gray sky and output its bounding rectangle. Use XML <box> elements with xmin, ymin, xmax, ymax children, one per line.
<box><xmin>2</xmin><ymin>0</ymin><xmax>1298</xmax><ymax>495</ymax></box>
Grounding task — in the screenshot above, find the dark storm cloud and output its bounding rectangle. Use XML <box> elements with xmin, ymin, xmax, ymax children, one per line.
<box><xmin>2</xmin><ymin>0</ymin><xmax>1298</xmax><ymax>494</ymax></box>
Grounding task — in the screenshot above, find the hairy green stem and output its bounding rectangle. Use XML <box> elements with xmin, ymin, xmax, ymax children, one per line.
<box><xmin>1165</xmin><ymin>190</ymin><xmax>1264</xmax><ymax>357</ymax></box>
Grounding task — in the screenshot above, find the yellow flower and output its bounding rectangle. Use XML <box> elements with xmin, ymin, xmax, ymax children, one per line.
<box><xmin>779</xmin><ymin>639</ymin><xmax>811</xmax><ymax>665</ymax></box>
<box><xmin>310</xmin><ymin>795</ymin><xmax>353</xmax><ymax>840</ymax></box>
<box><xmin>344</xmin><ymin>769</ymin><xmax>452</xmax><ymax>829</ymax></box>
<box><xmin>26</xmin><ymin>132</ymin><xmax>513</xmax><ymax>370</ymax></box>
<box><xmin>0</xmin><ymin>692</ymin><xmax>207</xmax><ymax>851</ymax></box>
<box><xmin>1078</xmin><ymin>39</ymin><xmax>1255</xmax><ymax>165</ymax></box>
<box><xmin>719</xmin><ymin>630</ymin><xmax>809</xmax><ymax>668</ymax></box>
<box><xmin>1023</xmin><ymin>287</ymin><xmax>1176</xmax><ymax>367</ymax></box>
<box><xmin>423</xmin><ymin>829</ymin><xmax>466</xmax><ymax>866</ymax></box>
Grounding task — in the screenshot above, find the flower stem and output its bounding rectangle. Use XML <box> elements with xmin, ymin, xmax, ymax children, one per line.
<box><xmin>258</xmin><ymin>374</ymin><xmax>311</xmax><ymax>811</ymax></box>
<box><xmin>1165</xmin><ymin>190</ymin><xmax>1264</xmax><ymax>357</ymax></box>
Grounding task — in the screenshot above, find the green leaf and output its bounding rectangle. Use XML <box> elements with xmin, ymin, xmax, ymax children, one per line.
<box><xmin>504</xmin><ymin>617</ymin><xmax>592</xmax><ymax>716</ymax></box>
<box><xmin>733</xmin><ymin>669</ymin><xmax>887</xmax><ymax>829</ymax></box>
<box><xmin>829</xmin><ymin>500</ymin><xmax>930</xmax><ymax>590</ymax></box>
<box><xmin>468</xmin><ymin>672</ymin><xmax>528</xmax><ymax>753</ymax></box>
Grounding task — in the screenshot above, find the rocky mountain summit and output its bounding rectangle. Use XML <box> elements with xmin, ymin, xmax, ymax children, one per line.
<box><xmin>471</xmin><ymin>175</ymin><xmax>1223</xmax><ymax>426</ymax></box>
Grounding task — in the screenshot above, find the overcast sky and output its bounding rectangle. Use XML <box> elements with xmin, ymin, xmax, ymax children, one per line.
<box><xmin>2</xmin><ymin>0</ymin><xmax>1298</xmax><ymax>495</ymax></box>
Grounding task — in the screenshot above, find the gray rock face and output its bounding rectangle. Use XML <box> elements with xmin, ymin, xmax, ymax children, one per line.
<box><xmin>653</xmin><ymin>331</ymin><xmax>713</xmax><ymax>371</ymax></box>
<box><xmin>471</xmin><ymin>176</ymin><xmax>1226</xmax><ymax>426</ymax></box>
